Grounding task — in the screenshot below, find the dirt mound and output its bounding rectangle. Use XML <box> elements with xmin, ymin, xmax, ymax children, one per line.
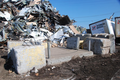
<box><xmin>0</xmin><ymin>46</ymin><xmax>120</xmax><ymax>80</ymax></box>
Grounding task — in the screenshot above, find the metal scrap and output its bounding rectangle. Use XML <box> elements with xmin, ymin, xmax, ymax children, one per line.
<box><xmin>0</xmin><ymin>0</ymin><xmax>82</xmax><ymax>47</ymax></box>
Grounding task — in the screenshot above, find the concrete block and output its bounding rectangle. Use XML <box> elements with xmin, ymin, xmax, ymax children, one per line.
<box><xmin>94</xmin><ymin>47</ymin><xmax>110</xmax><ymax>55</ymax></box>
<box><xmin>67</xmin><ymin>36</ymin><xmax>80</xmax><ymax>50</ymax></box>
<box><xmin>84</xmin><ymin>37</ymin><xmax>111</xmax><ymax>48</ymax></box>
<box><xmin>9</xmin><ymin>45</ymin><xmax>46</xmax><ymax>74</ymax></box>
<box><xmin>7</xmin><ymin>40</ymin><xmax>49</xmax><ymax>53</ymax></box>
<box><xmin>76</xmin><ymin>34</ymin><xmax>91</xmax><ymax>40</ymax></box>
<box><xmin>110</xmin><ymin>40</ymin><xmax>116</xmax><ymax>53</ymax></box>
<box><xmin>92</xmin><ymin>34</ymin><xmax>116</xmax><ymax>53</ymax></box>
<box><xmin>41</xmin><ymin>42</ymin><xmax>48</xmax><ymax>49</ymax></box>
<box><xmin>7</xmin><ymin>40</ymin><xmax>23</xmax><ymax>50</ymax></box>
<box><xmin>83</xmin><ymin>37</ymin><xmax>111</xmax><ymax>54</ymax></box>
<box><xmin>7</xmin><ymin>41</ymin><xmax>23</xmax><ymax>57</ymax></box>
<box><xmin>97</xmin><ymin>34</ymin><xmax>115</xmax><ymax>53</ymax></box>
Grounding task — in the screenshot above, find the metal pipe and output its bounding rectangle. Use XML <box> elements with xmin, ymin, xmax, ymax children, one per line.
<box><xmin>88</xmin><ymin>40</ymin><xmax>91</xmax><ymax>51</ymax></box>
<box><xmin>2</xmin><ymin>28</ymin><xmax>5</xmax><ymax>40</ymax></box>
<box><xmin>47</xmin><ymin>39</ymin><xmax>50</xmax><ymax>59</ymax></box>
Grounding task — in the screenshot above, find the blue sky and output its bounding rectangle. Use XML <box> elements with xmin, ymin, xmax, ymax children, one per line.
<box><xmin>49</xmin><ymin>0</ymin><xmax>120</xmax><ymax>29</ymax></box>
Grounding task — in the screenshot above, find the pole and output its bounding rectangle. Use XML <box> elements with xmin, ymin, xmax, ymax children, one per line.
<box><xmin>88</xmin><ymin>40</ymin><xmax>91</xmax><ymax>51</ymax></box>
<box><xmin>47</xmin><ymin>39</ymin><xmax>50</xmax><ymax>59</ymax></box>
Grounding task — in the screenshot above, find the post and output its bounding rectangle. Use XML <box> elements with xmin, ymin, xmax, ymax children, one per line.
<box><xmin>88</xmin><ymin>40</ymin><xmax>91</xmax><ymax>51</ymax></box>
<box><xmin>47</xmin><ymin>39</ymin><xmax>50</xmax><ymax>59</ymax></box>
<box><xmin>2</xmin><ymin>28</ymin><xmax>5</xmax><ymax>40</ymax></box>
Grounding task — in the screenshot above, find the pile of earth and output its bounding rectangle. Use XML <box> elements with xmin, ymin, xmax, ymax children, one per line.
<box><xmin>0</xmin><ymin>46</ymin><xmax>120</xmax><ymax>80</ymax></box>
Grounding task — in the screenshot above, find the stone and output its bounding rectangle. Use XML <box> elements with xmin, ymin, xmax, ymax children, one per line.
<box><xmin>9</xmin><ymin>45</ymin><xmax>46</xmax><ymax>74</ymax></box>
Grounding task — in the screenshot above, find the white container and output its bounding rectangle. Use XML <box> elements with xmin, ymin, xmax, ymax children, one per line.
<box><xmin>115</xmin><ymin>17</ymin><xmax>120</xmax><ymax>38</ymax></box>
<box><xmin>89</xmin><ymin>19</ymin><xmax>115</xmax><ymax>35</ymax></box>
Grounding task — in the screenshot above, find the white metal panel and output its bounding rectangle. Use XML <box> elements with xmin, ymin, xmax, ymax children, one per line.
<box><xmin>115</xmin><ymin>17</ymin><xmax>120</xmax><ymax>37</ymax></box>
<box><xmin>106</xmin><ymin>19</ymin><xmax>115</xmax><ymax>35</ymax></box>
<box><xmin>89</xmin><ymin>20</ymin><xmax>106</xmax><ymax>35</ymax></box>
<box><xmin>89</xmin><ymin>19</ymin><xmax>115</xmax><ymax>35</ymax></box>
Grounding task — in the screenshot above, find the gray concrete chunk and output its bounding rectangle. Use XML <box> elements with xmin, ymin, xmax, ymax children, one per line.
<box><xmin>9</xmin><ymin>45</ymin><xmax>46</xmax><ymax>74</ymax></box>
<box><xmin>67</xmin><ymin>36</ymin><xmax>80</xmax><ymax>50</ymax></box>
<box><xmin>92</xmin><ymin>34</ymin><xmax>116</xmax><ymax>53</ymax></box>
<box><xmin>83</xmin><ymin>37</ymin><xmax>111</xmax><ymax>54</ymax></box>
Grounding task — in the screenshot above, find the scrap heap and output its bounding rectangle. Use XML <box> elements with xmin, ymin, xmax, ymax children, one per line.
<box><xmin>0</xmin><ymin>0</ymin><xmax>81</xmax><ymax>46</ymax></box>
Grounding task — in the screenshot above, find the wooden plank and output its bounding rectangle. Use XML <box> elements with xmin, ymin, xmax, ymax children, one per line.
<box><xmin>69</xmin><ymin>25</ymin><xmax>80</xmax><ymax>34</ymax></box>
<box><xmin>26</xmin><ymin>22</ymin><xmax>36</xmax><ymax>25</ymax></box>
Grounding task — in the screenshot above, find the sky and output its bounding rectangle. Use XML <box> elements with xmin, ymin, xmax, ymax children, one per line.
<box><xmin>49</xmin><ymin>0</ymin><xmax>120</xmax><ymax>29</ymax></box>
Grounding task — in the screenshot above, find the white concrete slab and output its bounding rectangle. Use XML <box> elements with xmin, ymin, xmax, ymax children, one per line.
<box><xmin>46</xmin><ymin>47</ymin><xmax>93</xmax><ymax>65</ymax></box>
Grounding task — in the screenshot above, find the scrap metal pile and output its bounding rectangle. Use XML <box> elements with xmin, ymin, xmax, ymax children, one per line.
<box><xmin>0</xmin><ymin>0</ymin><xmax>85</xmax><ymax>46</ymax></box>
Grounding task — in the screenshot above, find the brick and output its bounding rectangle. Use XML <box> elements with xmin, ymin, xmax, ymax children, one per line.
<box><xmin>9</xmin><ymin>45</ymin><xmax>46</xmax><ymax>74</ymax></box>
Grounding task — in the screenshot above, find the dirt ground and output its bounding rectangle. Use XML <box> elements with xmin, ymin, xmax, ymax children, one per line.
<box><xmin>0</xmin><ymin>46</ymin><xmax>120</xmax><ymax>80</ymax></box>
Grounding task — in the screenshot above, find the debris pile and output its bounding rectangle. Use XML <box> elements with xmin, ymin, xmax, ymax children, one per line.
<box><xmin>0</xmin><ymin>0</ymin><xmax>82</xmax><ymax>46</ymax></box>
